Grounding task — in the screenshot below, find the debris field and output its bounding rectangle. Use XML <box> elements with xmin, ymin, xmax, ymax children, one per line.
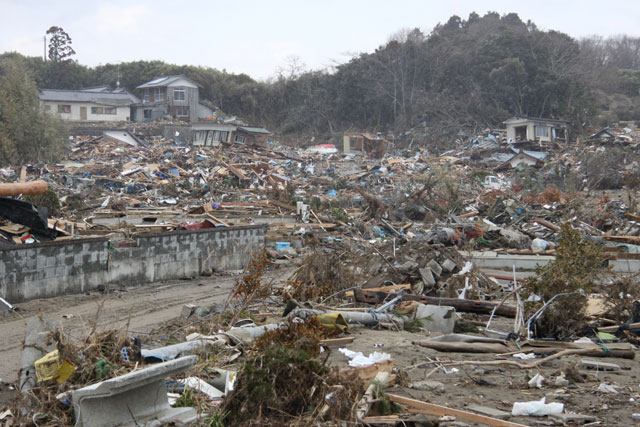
<box><xmin>3</xmin><ymin>120</ymin><xmax>640</xmax><ymax>426</ymax></box>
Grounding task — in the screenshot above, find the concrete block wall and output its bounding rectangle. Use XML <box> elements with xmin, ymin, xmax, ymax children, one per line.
<box><xmin>0</xmin><ymin>225</ymin><xmax>265</xmax><ymax>303</ymax></box>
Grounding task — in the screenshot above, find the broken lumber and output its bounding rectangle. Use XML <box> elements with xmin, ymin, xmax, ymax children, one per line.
<box><xmin>354</xmin><ymin>290</ymin><xmax>516</xmax><ymax>317</ymax></box>
<box><xmin>0</xmin><ymin>180</ymin><xmax>48</xmax><ymax>196</ymax></box>
<box><xmin>413</xmin><ymin>340</ymin><xmax>635</xmax><ymax>359</ymax></box>
<box><xmin>345</xmin><ymin>284</ymin><xmax>411</xmax><ymax>297</ymax></box>
<box><xmin>320</xmin><ymin>337</ymin><xmax>354</xmax><ymax>347</ymax></box>
<box><xmin>599</xmin><ymin>321</ymin><xmax>640</xmax><ymax>333</ymax></box>
<box><xmin>386</xmin><ymin>394</ymin><xmax>526</xmax><ymax>427</ymax></box>
<box><xmin>532</xmin><ymin>217</ymin><xmax>560</xmax><ymax>232</ymax></box>
<box><xmin>422</xmin><ymin>296</ymin><xmax>516</xmax><ymax>317</ymax></box>
<box><xmin>357</xmin><ymin>371</ymin><xmax>392</xmax><ymax>420</ymax></box>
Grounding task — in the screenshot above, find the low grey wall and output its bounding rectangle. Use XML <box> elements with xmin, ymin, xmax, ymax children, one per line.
<box><xmin>0</xmin><ymin>225</ymin><xmax>265</xmax><ymax>303</ymax></box>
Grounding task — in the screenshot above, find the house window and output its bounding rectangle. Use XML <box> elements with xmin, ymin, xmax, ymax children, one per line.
<box><xmin>534</xmin><ymin>125</ymin><xmax>549</xmax><ymax>138</ymax></box>
<box><xmin>104</xmin><ymin>107</ymin><xmax>116</xmax><ymax>115</ymax></box>
<box><xmin>175</xmin><ymin>108</ymin><xmax>189</xmax><ymax>117</ymax></box>
<box><xmin>173</xmin><ymin>88</ymin><xmax>185</xmax><ymax>101</ymax></box>
<box><xmin>143</xmin><ymin>89</ymin><xmax>150</xmax><ymax>102</ymax></box>
<box><xmin>219</xmin><ymin>131</ymin><xmax>229</xmax><ymax>142</ymax></box>
<box><xmin>194</xmin><ymin>131</ymin><xmax>207</xmax><ymax>143</ymax></box>
<box><xmin>234</xmin><ymin>134</ymin><xmax>246</xmax><ymax>144</ymax></box>
<box><xmin>91</xmin><ymin>107</ymin><xmax>103</xmax><ymax>114</ymax></box>
<box><xmin>44</xmin><ymin>104</ymin><xmax>51</xmax><ymax>111</ymax></box>
<box><xmin>143</xmin><ymin>109</ymin><xmax>152</xmax><ymax>119</ymax></box>
<box><xmin>57</xmin><ymin>104</ymin><xmax>71</xmax><ymax>113</ymax></box>
<box><xmin>154</xmin><ymin>88</ymin><xmax>164</xmax><ymax>101</ymax></box>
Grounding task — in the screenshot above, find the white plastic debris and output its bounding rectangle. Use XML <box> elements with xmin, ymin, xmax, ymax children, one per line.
<box><xmin>573</xmin><ymin>337</ymin><xmax>593</xmax><ymax>344</ymax></box>
<box><xmin>511</xmin><ymin>397</ymin><xmax>563</xmax><ymax>416</ymax></box>
<box><xmin>528</xmin><ymin>373</ymin><xmax>544</xmax><ymax>389</ymax></box>
<box><xmin>100</xmin><ymin>196</ymin><xmax>111</xmax><ymax>208</ymax></box>
<box><xmin>338</xmin><ymin>348</ymin><xmax>391</xmax><ymax>367</ymax></box>
<box><xmin>531</xmin><ymin>238</ymin><xmax>549</xmax><ymax>251</ymax></box>
<box><xmin>513</xmin><ymin>352</ymin><xmax>536</xmax><ymax>360</ymax></box>
<box><xmin>178</xmin><ymin>377</ymin><xmax>224</xmax><ymax>399</ymax></box>
<box><xmin>456</xmin><ymin>261</ymin><xmax>473</xmax><ymax>276</ymax></box>
<box><xmin>597</xmin><ymin>383</ymin><xmax>618</xmax><ymax>394</ymax></box>
<box><xmin>456</xmin><ymin>277</ymin><xmax>473</xmax><ymax>299</ymax></box>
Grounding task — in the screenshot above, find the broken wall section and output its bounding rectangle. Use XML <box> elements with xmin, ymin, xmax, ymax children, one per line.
<box><xmin>0</xmin><ymin>225</ymin><xmax>266</xmax><ymax>303</ymax></box>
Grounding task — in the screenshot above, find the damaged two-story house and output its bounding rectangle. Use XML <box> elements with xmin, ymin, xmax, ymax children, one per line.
<box><xmin>131</xmin><ymin>75</ymin><xmax>204</xmax><ymax>123</ymax></box>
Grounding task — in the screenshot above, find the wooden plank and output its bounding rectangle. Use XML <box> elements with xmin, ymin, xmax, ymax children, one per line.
<box><xmin>602</xmin><ymin>235</ymin><xmax>640</xmax><ymax>244</ymax></box>
<box><xmin>361</xmin><ymin>416</ymin><xmax>401</xmax><ymax>424</ymax></box>
<box><xmin>598</xmin><ymin>322</ymin><xmax>640</xmax><ymax>333</ymax></box>
<box><xmin>459</xmin><ymin>210</ymin><xmax>479</xmax><ymax>218</ymax></box>
<box><xmin>531</xmin><ymin>217</ymin><xmax>561</xmax><ymax>232</ymax></box>
<box><xmin>206</xmin><ymin>213</ymin><xmax>230</xmax><ymax>227</ymax></box>
<box><xmin>625</xmin><ymin>213</ymin><xmax>640</xmax><ymax>222</ymax></box>
<box><xmin>345</xmin><ymin>284</ymin><xmax>411</xmax><ymax>297</ymax></box>
<box><xmin>354</xmin><ymin>291</ymin><xmax>517</xmax><ymax>318</ymax></box>
<box><xmin>320</xmin><ymin>337</ymin><xmax>354</xmax><ymax>347</ymax></box>
<box><xmin>386</xmin><ymin>394</ymin><xmax>526</xmax><ymax>427</ymax></box>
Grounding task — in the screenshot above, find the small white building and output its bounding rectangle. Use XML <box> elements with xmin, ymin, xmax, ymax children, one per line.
<box><xmin>39</xmin><ymin>86</ymin><xmax>139</xmax><ymax>122</ymax></box>
<box><xmin>191</xmin><ymin>123</ymin><xmax>237</xmax><ymax>146</ymax></box>
<box><xmin>503</xmin><ymin>116</ymin><xmax>569</xmax><ymax>143</ymax></box>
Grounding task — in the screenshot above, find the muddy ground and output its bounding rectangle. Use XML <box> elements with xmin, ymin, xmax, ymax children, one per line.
<box><xmin>329</xmin><ymin>325</ymin><xmax>639</xmax><ymax>426</ymax></box>
<box><xmin>0</xmin><ymin>265</ymin><xmax>292</xmax><ymax>385</ymax></box>
<box><xmin>1</xmin><ymin>260</ymin><xmax>638</xmax><ymax>426</ymax></box>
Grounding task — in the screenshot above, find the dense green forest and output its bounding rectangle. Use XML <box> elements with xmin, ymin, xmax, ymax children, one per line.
<box><xmin>2</xmin><ymin>12</ymin><xmax>640</xmax><ymax>149</ymax></box>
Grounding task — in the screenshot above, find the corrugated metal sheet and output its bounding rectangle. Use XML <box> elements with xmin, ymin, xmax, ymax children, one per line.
<box><xmin>39</xmin><ymin>89</ymin><xmax>139</xmax><ymax>105</ymax></box>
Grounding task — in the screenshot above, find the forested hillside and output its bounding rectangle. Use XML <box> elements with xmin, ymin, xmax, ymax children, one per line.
<box><xmin>2</xmin><ymin>12</ymin><xmax>640</xmax><ymax>145</ymax></box>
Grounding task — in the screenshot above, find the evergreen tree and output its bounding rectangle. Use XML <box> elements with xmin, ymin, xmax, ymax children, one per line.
<box><xmin>0</xmin><ymin>57</ymin><xmax>67</xmax><ymax>165</ymax></box>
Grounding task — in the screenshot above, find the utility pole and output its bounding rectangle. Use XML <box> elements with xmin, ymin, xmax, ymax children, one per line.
<box><xmin>43</xmin><ymin>35</ymin><xmax>46</xmax><ymax>61</ymax></box>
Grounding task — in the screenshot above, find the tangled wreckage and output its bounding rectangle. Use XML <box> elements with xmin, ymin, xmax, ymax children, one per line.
<box><xmin>3</xmin><ymin>119</ymin><xmax>640</xmax><ymax>425</ymax></box>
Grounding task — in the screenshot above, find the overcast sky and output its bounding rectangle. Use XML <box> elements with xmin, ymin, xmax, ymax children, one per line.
<box><xmin>1</xmin><ymin>0</ymin><xmax>639</xmax><ymax>80</ymax></box>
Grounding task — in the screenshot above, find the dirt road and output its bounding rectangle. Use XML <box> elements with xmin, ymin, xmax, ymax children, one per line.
<box><xmin>0</xmin><ymin>267</ymin><xmax>292</xmax><ymax>383</ymax></box>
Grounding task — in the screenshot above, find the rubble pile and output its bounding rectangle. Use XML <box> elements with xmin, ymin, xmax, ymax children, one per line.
<box><xmin>5</xmin><ymin>120</ymin><xmax>640</xmax><ymax>425</ymax></box>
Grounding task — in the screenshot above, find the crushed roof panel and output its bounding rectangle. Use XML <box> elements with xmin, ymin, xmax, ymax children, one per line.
<box><xmin>39</xmin><ymin>89</ymin><xmax>140</xmax><ymax>105</ymax></box>
<box><xmin>238</xmin><ymin>126</ymin><xmax>271</xmax><ymax>134</ymax></box>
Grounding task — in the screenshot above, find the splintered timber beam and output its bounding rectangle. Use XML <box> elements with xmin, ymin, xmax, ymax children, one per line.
<box><xmin>354</xmin><ymin>289</ymin><xmax>517</xmax><ymax>318</ymax></box>
<box><xmin>0</xmin><ymin>180</ymin><xmax>48</xmax><ymax>196</ymax></box>
<box><xmin>386</xmin><ymin>394</ymin><xmax>526</xmax><ymax>427</ymax></box>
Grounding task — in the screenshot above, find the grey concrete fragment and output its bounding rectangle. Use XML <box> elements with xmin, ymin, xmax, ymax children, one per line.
<box><xmin>398</xmin><ymin>260</ymin><xmax>419</xmax><ymax>272</ymax></box>
<box><xmin>467</xmin><ymin>404</ymin><xmax>511</xmax><ymax>420</ymax></box>
<box><xmin>194</xmin><ymin>307</ymin><xmax>210</xmax><ymax>317</ymax></box>
<box><xmin>20</xmin><ymin>317</ymin><xmax>55</xmax><ymax>392</ymax></box>
<box><xmin>410</xmin><ymin>379</ymin><xmax>445</xmax><ymax>394</ymax></box>
<box><xmin>427</xmin><ymin>259</ymin><xmax>443</xmax><ymax>277</ymax></box>
<box><xmin>72</xmin><ymin>355</ymin><xmax>198</xmax><ymax>427</ymax></box>
<box><xmin>415</xmin><ymin>304</ymin><xmax>456</xmax><ymax>333</ymax></box>
<box><xmin>554</xmin><ymin>376</ymin><xmax>569</xmax><ymax>387</ymax></box>
<box><xmin>277</xmin><ymin>247</ymin><xmax>297</xmax><ymax>257</ymax></box>
<box><xmin>549</xmin><ymin>413</ymin><xmax>597</xmax><ymax>424</ymax></box>
<box><xmin>180</xmin><ymin>304</ymin><xmax>197</xmax><ymax>319</ymax></box>
<box><xmin>441</xmin><ymin>259</ymin><xmax>457</xmax><ymax>273</ymax></box>
<box><xmin>581</xmin><ymin>359</ymin><xmax>621</xmax><ymax>371</ymax></box>
<box><xmin>419</xmin><ymin>267</ymin><xmax>436</xmax><ymax>287</ymax></box>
